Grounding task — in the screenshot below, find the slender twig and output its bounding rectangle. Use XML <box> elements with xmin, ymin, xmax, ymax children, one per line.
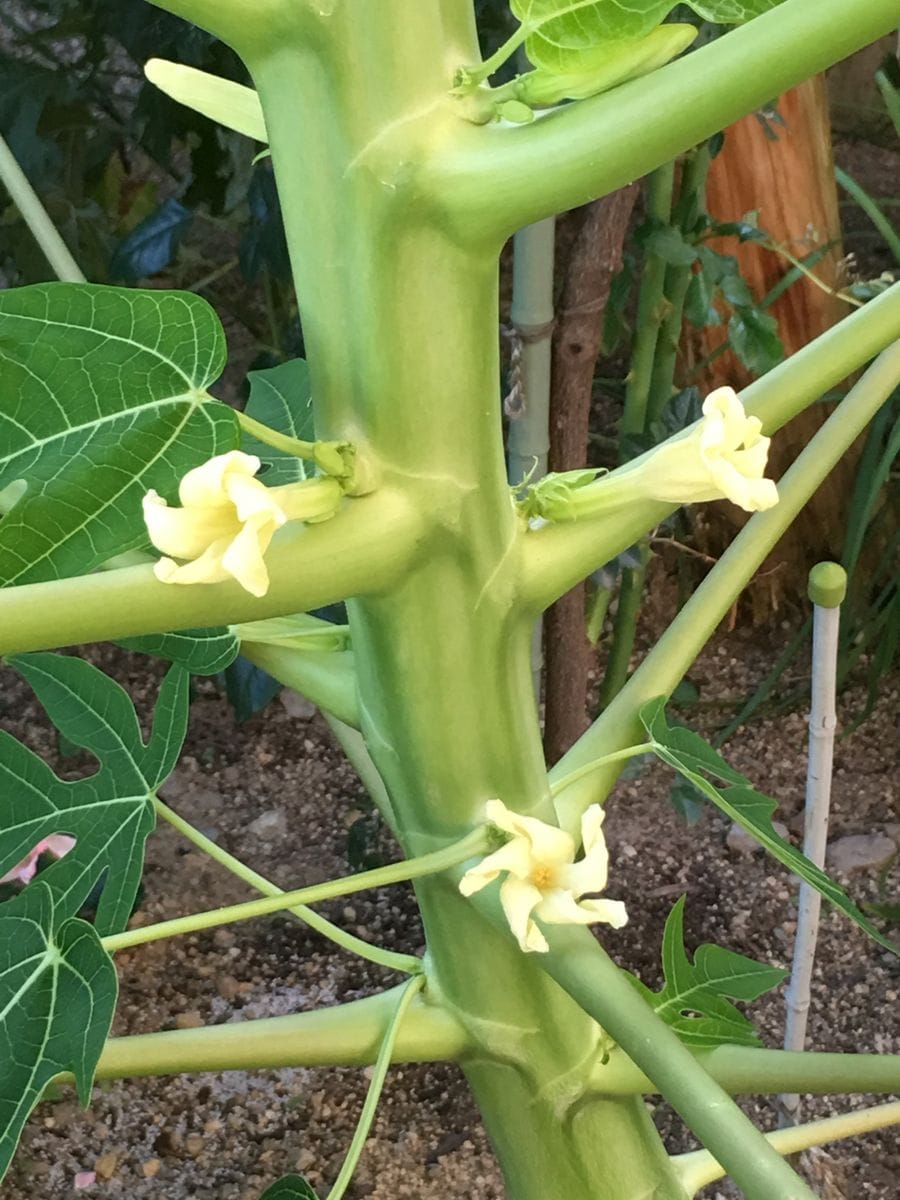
<box><xmin>154</xmin><ymin>797</ymin><xmax>419</xmax><ymax>974</ymax></box>
<box><xmin>103</xmin><ymin>827</ymin><xmax>490</xmax><ymax>953</ymax></box>
<box><xmin>325</xmin><ymin>976</ymin><xmax>425</xmax><ymax>1200</ymax></box>
<box><xmin>0</xmin><ymin>133</ymin><xmax>85</xmax><ymax>283</ymax></box>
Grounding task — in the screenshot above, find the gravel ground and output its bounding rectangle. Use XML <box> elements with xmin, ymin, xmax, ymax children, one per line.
<box><xmin>0</xmin><ymin>628</ymin><xmax>897</xmax><ymax>1200</ymax></box>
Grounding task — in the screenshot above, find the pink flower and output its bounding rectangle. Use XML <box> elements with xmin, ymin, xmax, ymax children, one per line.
<box><xmin>0</xmin><ymin>835</ymin><xmax>76</xmax><ymax>885</ymax></box>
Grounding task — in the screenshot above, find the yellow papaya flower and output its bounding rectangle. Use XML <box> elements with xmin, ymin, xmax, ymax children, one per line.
<box><xmin>459</xmin><ymin>800</ymin><xmax>627</xmax><ymax>954</ymax></box>
<box><xmin>143</xmin><ymin>451</ymin><xmax>341</xmax><ymax>598</ymax></box>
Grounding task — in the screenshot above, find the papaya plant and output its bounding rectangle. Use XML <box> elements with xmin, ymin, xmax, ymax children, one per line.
<box><xmin>1</xmin><ymin>2</ymin><xmax>900</xmax><ymax>1199</ymax></box>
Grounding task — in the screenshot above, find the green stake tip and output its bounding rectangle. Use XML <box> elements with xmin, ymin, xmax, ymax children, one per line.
<box><xmin>807</xmin><ymin>561</ymin><xmax>847</xmax><ymax>608</ymax></box>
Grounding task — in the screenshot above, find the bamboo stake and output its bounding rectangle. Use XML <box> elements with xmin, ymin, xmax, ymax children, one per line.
<box><xmin>780</xmin><ymin>561</ymin><xmax>848</xmax><ymax>1124</ymax></box>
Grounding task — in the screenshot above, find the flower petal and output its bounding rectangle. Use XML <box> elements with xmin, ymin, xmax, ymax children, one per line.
<box><xmin>499</xmin><ymin>876</ymin><xmax>548</xmax><ymax>953</ymax></box>
<box><xmin>485</xmin><ymin>800</ymin><xmax>575</xmax><ymax>866</ymax></box>
<box><xmin>220</xmin><ymin>517</ymin><xmax>277</xmax><ymax>597</ymax></box>
<box><xmin>153</xmin><ymin>537</ymin><xmax>233</xmax><ymax>586</ymax></box>
<box><xmin>178</xmin><ymin>450</ymin><xmax>261</xmax><ymax>508</ymax></box>
<box><xmin>536</xmin><ymin>888</ymin><xmax>628</xmax><ymax>930</ymax></box>
<box><xmin>143</xmin><ymin>490</ymin><xmax>237</xmax><ymax>558</ymax></box>
<box><xmin>458</xmin><ymin>838</ymin><xmax>533</xmax><ymax>895</ymax></box>
<box><xmin>225</xmin><ymin>470</ymin><xmax>288</xmax><ymax>525</ymax></box>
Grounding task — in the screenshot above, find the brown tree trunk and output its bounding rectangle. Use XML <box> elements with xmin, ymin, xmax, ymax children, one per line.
<box><xmin>543</xmin><ymin>185</ymin><xmax>638</xmax><ymax>765</ymax></box>
<box><xmin>688</xmin><ymin>76</ymin><xmax>856</xmax><ymax>620</ymax></box>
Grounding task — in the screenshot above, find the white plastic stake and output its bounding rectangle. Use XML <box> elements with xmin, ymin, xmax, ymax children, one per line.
<box><xmin>780</xmin><ymin>561</ymin><xmax>847</xmax><ymax>1125</ymax></box>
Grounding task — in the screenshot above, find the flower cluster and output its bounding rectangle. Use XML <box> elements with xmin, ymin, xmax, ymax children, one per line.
<box><xmin>143</xmin><ymin>451</ymin><xmax>342</xmax><ymax>598</ymax></box>
<box><xmin>460</xmin><ymin>800</ymin><xmax>627</xmax><ymax>953</ymax></box>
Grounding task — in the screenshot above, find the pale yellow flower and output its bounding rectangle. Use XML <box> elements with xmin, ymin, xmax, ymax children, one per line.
<box><xmin>522</xmin><ymin>386</ymin><xmax>778</xmax><ymax>522</ymax></box>
<box><xmin>143</xmin><ymin>451</ymin><xmax>341</xmax><ymax>598</ymax></box>
<box><xmin>459</xmin><ymin>800</ymin><xmax>628</xmax><ymax>953</ymax></box>
<box><xmin>644</xmin><ymin>386</ymin><xmax>779</xmax><ymax>512</ymax></box>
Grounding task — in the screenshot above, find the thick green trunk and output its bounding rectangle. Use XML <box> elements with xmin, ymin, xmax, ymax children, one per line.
<box><xmin>249</xmin><ymin>9</ymin><xmax>687</xmax><ymax>1197</ymax></box>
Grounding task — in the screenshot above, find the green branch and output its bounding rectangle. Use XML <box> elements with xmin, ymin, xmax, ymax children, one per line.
<box><xmin>674</xmin><ymin>1100</ymin><xmax>900</xmax><ymax>1196</ymax></box>
<box><xmin>539</xmin><ymin>928</ymin><xmax>817</xmax><ymax>1200</ymax></box>
<box><xmin>90</xmin><ymin>985</ymin><xmax>467</xmax><ymax>1079</ymax></box>
<box><xmin>103</xmin><ymin>827</ymin><xmax>490</xmax><ymax>952</ymax></box>
<box><xmin>519</xmin><ymin>284</ymin><xmax>900</xmax><ymax>614</ymax></box>
<box><xmin>240</xmin><ymin>639</ymin><xmax>360</xmax><ymax>729</ymax></box>
<box><xmin>437</xmin><ymin>0</ymin><xmax>900</xmax><ymax>241</ymax></box>
<box><xmin>0</xmin><ymin>489</ymin><xmax>422</xmax><ymax>656</ymax></box>
<box><xmin>154</xmin><ymin>798</ymin><xmax>415</xmax><ymax>973</ymax></box>
<box><xmin>0</xmin><ymin>133</ymin><xmax>85</xmax><ymax>284</ymax></box>
<box><xmin>593</xmin><ymin>1045</ymin><xmax>900</xmax><ymax>1097</ymax></box>
<box><xmin>550</xmin><ymin>340</ymin><xmax>900</xmax><ymax>830</ymax></box>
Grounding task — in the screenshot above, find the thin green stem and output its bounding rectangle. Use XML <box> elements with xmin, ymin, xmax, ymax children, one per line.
<box><xmin>237</xmin><ymin>410</ymin><xmax>319</xmax><ymax>462</ymax></box>
<box><xmin>464</xmin><ymin>24</ymin><xmax>529</xmax><ymax>84</ymax></box>
<box><xmin>0</xmin><ymin>133</ymin><xmax>85</xmax><ymax>283</ymax></box>
<box><xmin>551</xmin><ymin>341</ymin><xmax>900</xmax><ymax>830</ymax></box>
<box><xmin>647</xmin><ymin>147</ymin><xmax>711</xmax><ymax>425</ymax></box>
<box><xmin>835</xmin><ymin>165</ymin><xmax>900</xmax><ymax>267</ymax></box>
<box><xmin>598</xmin><ymin>541</ymin><xmax>650</xmax><ymax>709</ymax></box>
<box><xmin>592</xmin><ymin>1045</ymin><xmax>900</xmax><ymax>1097</ymax></box>
<box><xmin>875</xmin><ymin>66</ymin><xmax>900</xmax><ymax>139</ymax></box>
<box><xmin>154</xmin><ymin>798</ymin><xmax>417</xmax><ymax>973</ymax></box>
<box><xmin>622</xmin><ymin>163</ymin><xmax>676</xmax><ymax>439</ymax></box>
<box><xmin>548</xmin><ymin>743</ymin><xmax>653</xmax><ymax>799</ymax></box>
<box><xmin>540</xmin><ymin>929</ymin><xmax>818</xmax><ymax>1200</ymax></box>
<box><xmin>586</xmin><ymin>581</ymin><xmax>612</xmax><ymax>646</ymax></box>
<box><xmin>674</xmin><ymin>1100</ymin><xmax>900</xmax><ymax>1196</ymax></box>
<box><xmin>326</xmin><ymin>975</ymin><xmax>425</xmax><ymax>1200</ymax></box>
<box><xmin>102</xmin><ymin>827</ymin><xmax>490</xmax><ymax>953</ymax></box>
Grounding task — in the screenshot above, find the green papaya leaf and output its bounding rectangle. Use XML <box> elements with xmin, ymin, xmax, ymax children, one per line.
<box><xmin>0</xmin><ymin>653</ymin><xmax>189</xmax><ymax>933</ymax></box>
<box><xmin>640</xmin><ymin>698</ymin><xmax>899</xmax><ymax>954</ymax></box>
<box><xmin>240</xmin><ymin>358</ymin><xmax>315</xmax><ymax>485</ymax></box>
<box><xmin>727</xmin><ymin>306</ymin><xmax>784</xmax><ymax>374</ymax></box>
<box><xmin>626</xmin><ymin>896</ymin><xmax>785</xmax><ymax>1047</ymax></box>
<box><xmin>0</xmin><ymin>283</ymin><xmax>239</xmax><ymax>586</ymax></box>
<box><xmin>118</xmin><ymin>627</ymin><xmax>240</xmax><ymax>675</ymax></box>
<box><xmin>0</xmin><ymin>883</ymin><xmax>117</xmax><ymax>1182</ymax></box>
<box><xmin>260</xmin><ymin>1175</ymin><xmax>318</xmax><ymax>1199</ymax></box>
<box><xmin>509</xmin><ymin>1</ymin><xmax>783</xmax><ymax>73</ymax></box>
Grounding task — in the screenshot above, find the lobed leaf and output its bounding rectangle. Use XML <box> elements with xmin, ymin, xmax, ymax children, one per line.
<box><xmin>259</xmin><ymin>1175</ymin><xmax>318</xmax><ymax>1199</ymax></box>
<box><xmin>0</xmin><ymin>884</ymin><xmax>117</xmax><ymax>1182</ymax></box>
<box><xmin>0</xmin><ymin>653</ymin><xmax>189</xmax><ymax>934</ymax></box>
<box><xmin>627</xmin><ymin>896</ymin><xmax>785</xmax><ymax>1047</ymax></box>
<box><xmin>118</xmin><ymin>627</ymin><xmax>240</xmax><ymax>675</ymax></box>
<box><xmin>640</xmin><ymin>698</ymin><xmax>899</xmax><ymax>954</ymax></box>
<box><xmin>0</xmin><ymin>283</ymin><xmax>239</xmax><ymax>586</ymax></box>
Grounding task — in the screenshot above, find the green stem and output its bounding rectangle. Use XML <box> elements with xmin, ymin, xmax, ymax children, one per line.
<box><xmin>90</xmin><ymin>984</ymin><xmax>467</xmax><ymax>1079</ymax></box>
<box><xmin>520</xmin><ymin>283</ymin><xmax>900</xmax><ymax>613</ymax></box>
<box><xmin>551</xmin><ymin>341</ymin><xmax>900</xmax><ymax>830</ymax></box>
<box><xmin>593</xmin><ymin>1046</ymin><xmax>900</xmax><ymax>1097</ymax></box>
<box><xmin>540</xmin><ymin>929</ymin><xmax>818</xmax><ymax>1200</ymax></box>
<box><xmin>102</xmin><ymin>827</ymin><xmax>490</xmax><ymax>953</ymax></box>
<box><xmin>548</xmin><ymin>743</ymin><xmax>653</xmax><ymax>799</ymax></box>
<box><xmin>241</xmin><ymin>639</ymin><xmax>360</xmax><ymax>728</ymax></box>
<box><xmin>674</xmin><ymin>1100</ymin><xmax>900</xmax><ymax>1196</ymax></box>
<box><xmin>237</xmin><ymin>410</ymin><xmax>321</xmax><ymax>461</ymax></box>
<box><xmin>622</xmin><ymin>162</ymin><xmax>676</xmax><ymax>439</ymax></box>
<box><xmin>0</xmin><ymin>133</ymin><xmax>85</xmax><ymax>283</ymax></box>
<box><xmin>154</xmin><ymin>797</ymin><xmax>416</xmax><ymax>973</ymax></box>
<box><xmin>0</xmin><ymin>489</ymin><xmax>422</xmax><ymax>656</ymax></box>
<box><xmin>438</xmin><ymin>0</ymin><xmax>900</xmax><ymax>240</ymax></box>
<box><xmin>464</xmin><ymin>24</ymin><xmax>529</xmax><ymax>84</ymax></box>
<box><xmin>835</xmin><ymin>165</ymin><xmax>900</xmax><ymax>267</ymax></box>
<box><xmin>646</xmin><ymin>147</ymin><xmax>711</xmax><ymax>425</ymax></box>
<box><xmin>597</xmin><ymin>541</ymin><xmax>650</xmax><ymax>709</ymax></box>
<box><xmin>586</xmin><ymin>581</ymin><xmax>612</xmax><ymax>646</ymax></box>
<box><xmin>326</xmin><ymin>976</ymin><xmax>425</xmax><ymax>1200</ymax></box>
